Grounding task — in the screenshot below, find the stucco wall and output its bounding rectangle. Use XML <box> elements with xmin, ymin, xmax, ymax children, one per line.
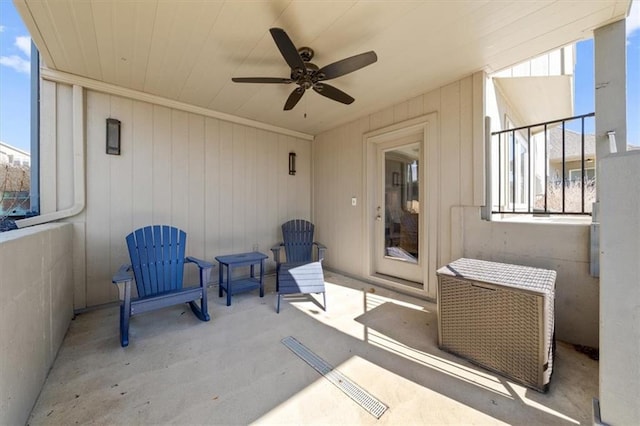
<box><xmin>599</xmin><ymin>151</ymin><xmax>640</xmax><ymax>424</ymax></box>
<box><xmin>0</xmin><ymin>223</ymin><xmax>74</xmax><ymax>426</ymax></box>
<box><xmin>454</xmin><ymin>206</ymin><xmax>598</xmax><ymax>347</ymax></box>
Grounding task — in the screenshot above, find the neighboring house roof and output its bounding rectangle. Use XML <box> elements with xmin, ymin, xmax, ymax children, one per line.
<box><xmin>0</xmin><ymin>142</ymin><xmax>31</xmax><ymax>167</ymax></box>
<box><xmin>547</xmin><ymin>128</ymin><xmax>595</xmax><ymax>162</ymax></box>
<box><xmin>547</xmin><ymin>129</ymin><xmax>639</xmax><ymax>161</ymax></box>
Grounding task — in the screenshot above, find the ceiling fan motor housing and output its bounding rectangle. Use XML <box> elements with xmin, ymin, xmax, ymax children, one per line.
<box><xmin>292</xmin><ymin>62</ymin><xmax>321</xmax><ymax>89</ymax></box>
<box><xmin>298</xmin><ymin>46</ymin><xmax>314</xmax><ymax>62</ymax></box>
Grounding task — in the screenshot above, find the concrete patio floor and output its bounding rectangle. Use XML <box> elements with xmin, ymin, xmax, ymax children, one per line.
<box><xmin>28</xmin><ymin>271</ymin><xmax>598</xmax><ymax>425</ymax></box>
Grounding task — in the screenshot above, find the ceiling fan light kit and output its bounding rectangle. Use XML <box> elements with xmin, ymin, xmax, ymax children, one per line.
<box><xmin>232</xmin><ymin>27</ymin><xmax>377</xmax><ymax>111</ymax></box>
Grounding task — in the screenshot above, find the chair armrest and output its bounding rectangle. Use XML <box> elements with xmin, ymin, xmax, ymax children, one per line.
<box><xmin>271</xmin><ymin>243</ymin><xmax>284</xmax><ymax>264</ymax></box>
<box><xmin>313</xmin><ymin>242</ymin><xmax>327</xmax><ymax>262</ymax></box>
<box><xmin>112</xmin><ymin>265</ymin><xmax>133</xmax><ymax>301</ymax></box>
<box><xmin>112</xmin><ymin>264</ymin><xmax>133</xmax><ymax>283</ymax></box>
<box><xmin>186</xmin><ymin>256</ymin><xmax>213</xmax><ymax>270</ymax></box>
<box><xmin>186</xmin><ymin>257</ymin><xmax>213</xmax><ymax>288</ymax></box>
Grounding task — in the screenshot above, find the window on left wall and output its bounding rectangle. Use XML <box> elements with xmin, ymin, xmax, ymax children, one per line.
<box><xmin>0</xmin><ymin>3</ymin><xmax>40</xmax><ymax>228</ymax></box>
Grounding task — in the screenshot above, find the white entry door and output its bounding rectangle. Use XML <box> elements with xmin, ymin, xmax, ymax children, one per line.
<box><xmin>365</xmin><ymin>114</ymin><xmax>439</xmax><ymax>298</ymax></box>
<box><xmin>374</xmin><ymin>135</ymin><xmax>423</xmax><ymax>283</ymax></box>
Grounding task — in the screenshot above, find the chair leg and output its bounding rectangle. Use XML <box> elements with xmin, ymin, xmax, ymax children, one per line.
<box><xmin>277</xmin><ymin>294</ymin><xmax>281</xmax><ymax>313</ymax></box>
<box><xmin>189</xmin><ymin>300</ymin><xmax>210</xmax><ymax>321</ymax></box>
<box><xmin>120</xmin><ymin>280</ymin><xmax>132</xmax><ymax>347</ymax></box>
<box><xmin>120</xmin><ymin>303</ymin><xmax>130</xmax><ymax>347</ymax></box>
<box><xmin>322</xmin><ymin>292</ymin><xmax>327</xmax><ymax>311</ymax></box>
<box><xmin>189</xmin><ymin>269</ymin><xmax>210</xmax><ymax>321</ymax></box>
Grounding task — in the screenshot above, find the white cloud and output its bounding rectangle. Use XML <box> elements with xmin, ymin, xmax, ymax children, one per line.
<box><xmin>0</xmin><ymin>35</ymin><xmax>31</xmax><ymax>73</ymax></box>
<box><xmin>628</xmin><ymin>0</ymin><xmax>640</xmax><ymax>35</ymax></box>
<box><xmin>15</xmin><ymin>36</ymin><xmax>31</xmax><ymax>57</ymax></box>
<box><xmin>0</xmin><ymin>55</ymin><xmax>30</xmax><ymax>74</ymax></box>
<box><xmin>0</xmin><ymin>25</ymin><xmax>5</xmax><ymax>33</ymax></box>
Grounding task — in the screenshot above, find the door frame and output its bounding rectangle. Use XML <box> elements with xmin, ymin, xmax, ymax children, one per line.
<box><xmin>362</xmin><ymin>113</ymin><xmax>439</xmax><ymax>299</ymax></box>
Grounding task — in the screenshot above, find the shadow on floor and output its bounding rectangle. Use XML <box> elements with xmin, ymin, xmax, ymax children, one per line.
<box><xmin>27</xmin><ymin>273</ymin><xmax>597</xmax><ymax>425</ymax></box>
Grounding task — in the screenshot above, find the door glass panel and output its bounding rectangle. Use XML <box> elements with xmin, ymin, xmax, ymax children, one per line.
<box><xmin>384</xmin><ymin>143</ymin><xmax>419</xmax><ymax>263</ymax></box>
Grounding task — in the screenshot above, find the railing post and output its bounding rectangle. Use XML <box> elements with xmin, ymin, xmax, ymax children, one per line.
<box><xmin>562</xmin><ymin>121</ymin><xmax>566</xmax><ymax>213</ymax></box>
<box><xmin>528</xmin><ymin>127</ymin><xmax>531</xmax><ymax>213</ymax></box>
<box><xmin>498</xmin><ymin>133</ymin><xmax>502</xmax><ymax>212</ymax></box>
<box><xmin>544</xmin><ymin>124</ymin><xmax>548</xmax><ymax>212</ymax></box>
<box><xmin>581</xmin><ymin>117</ymin><xmax>586</xmax><ymax>213</ymax></box>
<box><xmin>512</xmin><ymin>130</ymin><xmax>516</xmax><ymax>213</ymax></box>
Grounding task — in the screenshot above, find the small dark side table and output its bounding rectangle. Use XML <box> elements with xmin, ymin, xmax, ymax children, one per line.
<box><xmin>215</xmin><ymin>251</ymin><xmax>268</xmax><ymax>306</ymax></box>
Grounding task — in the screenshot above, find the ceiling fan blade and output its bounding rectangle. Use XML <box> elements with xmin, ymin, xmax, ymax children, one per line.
<box><xmin>312</xmin><ymin>83</ymin><xmax>354</xmax><ymax>105</ymax></box>
<box><xmin>317</xmin><ymin>51</ymin><xmax>378</xmax><ymax>81</ymax></box>
<box><xmin>232</xmin><ymin>77</ymin><xmax>292</xmax><ymax>84</ymax></box>
<box><xmin>284</xmin><ymin>87</ymin><xmax>305</xmax><ymax>110</ymax></box>
<box><xmin>269</xmin><ymin>28</ymin><xmax>306</xmax><ymax>72</ymax></box>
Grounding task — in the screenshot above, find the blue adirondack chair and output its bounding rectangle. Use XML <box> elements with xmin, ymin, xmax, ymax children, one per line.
<box><xmin>112</xmin><ymin>225</ymin><xmax>212</xmax><ymax>347</ymax></box>
<box><xmin>271</xmin><ymin>219</ymin><xmax>327</xmax><ymax>313</ymax></box>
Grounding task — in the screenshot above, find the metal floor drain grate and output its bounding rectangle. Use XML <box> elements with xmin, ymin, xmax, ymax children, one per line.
<box><xmin>282</xmin><ymin>336</ymin><xmax>388</xmax><ymax>419</ymax></box>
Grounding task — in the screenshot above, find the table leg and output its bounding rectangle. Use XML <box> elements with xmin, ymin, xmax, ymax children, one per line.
<box><xmin>250</xmin><ymin>264</ymin><xmax>255</xmax><ymax>278</ymax></box>
<box><xmin>218</xmin><ymin>263</ymin><xmax>223</xmax><ymax>298</ymax></box>
<box><xmin>259</xmin><ymin>259</ymin><xmax>264</xmax><ymax>297</ymax></box>
<box><xmin>226</xmin><ymin>265</ymin><xmax>232</xmax><ymax>306</ymax></box>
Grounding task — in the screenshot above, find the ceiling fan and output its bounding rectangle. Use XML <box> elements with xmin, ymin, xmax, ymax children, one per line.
<box><xmin>232</xmin><ymin>28</ymin><xmax>377</xmax><ymax>111</ymax></box>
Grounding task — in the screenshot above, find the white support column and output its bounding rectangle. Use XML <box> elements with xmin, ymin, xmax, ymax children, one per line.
<box><xmin>591</xmin><ymin>19</ymin><xmax>628</xmax><ymax>277</ymax></box>
<box><xmin>594</xmin><ymin>20</ymin><xmax>627</xmax><ymax>164</ymax></box>
<box><xmin>599</xmin><ymin>152</ymin><xmax>640</xmax><ymax>425</ymax></box>
<box><xmin>595</xmin><ymin>18</ymin><xmax>639</xmax><ymax>426</ymax></box>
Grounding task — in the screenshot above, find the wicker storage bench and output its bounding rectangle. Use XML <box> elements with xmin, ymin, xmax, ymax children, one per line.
<box><xmin>436</xmin><ymin>258</ymin><xmax>556</xmax><ymax>392</ymax></box>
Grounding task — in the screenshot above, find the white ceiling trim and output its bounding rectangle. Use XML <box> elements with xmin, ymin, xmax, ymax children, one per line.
<box><xmin>40</xmin><ymin>68</ymin><xmax>315</xmax><ymax>141</ymax></box>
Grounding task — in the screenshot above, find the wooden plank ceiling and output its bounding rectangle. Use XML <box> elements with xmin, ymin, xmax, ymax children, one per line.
<box><xmin>16</xmin><ymin>0</ymin><xmax>630</xmax><ymax>136</ymax></box>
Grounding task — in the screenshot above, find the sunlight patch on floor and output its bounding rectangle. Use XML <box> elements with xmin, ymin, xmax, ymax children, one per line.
<box><xmin>288</xmin><ymin>281</ymin><xmax>512</xmax><ymax>397</ymax></box>
<box><xmin>285</xmin><ymin>279</ymin><xmax>582</xmax><ymax>425</ymax></box>
<box><xmin>507</xmin><ymin>382</ymin><xmax>581</xmax><ymax>424</ymax></box>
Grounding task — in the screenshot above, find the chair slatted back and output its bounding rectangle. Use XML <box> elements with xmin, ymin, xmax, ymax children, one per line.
<box><xmin>282</xmin><ymin>220</ymin><xmax>314</xmax><ymax>263</ymax></box>
<box><xmin>126</xmin><ymin>225</ymin><xmax>186</xmax><ymax>298</ymax></box>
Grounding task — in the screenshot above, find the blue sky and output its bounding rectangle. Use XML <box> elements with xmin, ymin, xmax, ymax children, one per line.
<box><xmin>1</xmin><ymin>1</ymin><xmax>639</xmax><ymax>153</ymax></box>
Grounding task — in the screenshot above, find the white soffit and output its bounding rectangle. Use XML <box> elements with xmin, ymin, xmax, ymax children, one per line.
<box><xmin>15</xmin><ymin>0</ymin><xmax>628</xmax><ymax>136</ymax></box>
<box><xmin>493</xmin><ymin>75</ymin><xmax>574</xmax><ymax>126</ymax></box>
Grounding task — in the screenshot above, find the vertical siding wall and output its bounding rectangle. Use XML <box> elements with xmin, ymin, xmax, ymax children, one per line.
<box><xmin>314</xmin><ymin>74</ymin><xmax>597</xmax><ymax>347</ymax></box>
<box><xmin>313</xmin><ymin>75</ymin><xmax>482</xmax><ymax>282</ymax></box>
<box><xmin>42</xmin><ymin>81</ymin><xmax>311</xmax><ymax>308</ymax></box>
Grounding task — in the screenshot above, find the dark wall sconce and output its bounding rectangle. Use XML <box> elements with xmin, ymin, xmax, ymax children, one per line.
<box><xmin>106</xmin><ymin>118</ymin><xmax>121</xmax><ymax>155</ymax></box>
<box><xmin>289</xmin><ymin>152</ymin><xmax>296</xmax><ymax>175</ymax></box>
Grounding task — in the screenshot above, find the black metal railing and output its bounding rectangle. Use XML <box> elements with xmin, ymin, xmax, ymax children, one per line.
<box><xmin>492</xmin><ymin>112</ymin><xmax>595</xmax><ymax>215</ymax></box>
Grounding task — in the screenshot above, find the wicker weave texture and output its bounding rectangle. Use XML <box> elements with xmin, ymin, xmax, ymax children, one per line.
<box><xmin>437</xmin><ymin>259</ymin><xmax>555</xmax><ymax>392</ymax></box>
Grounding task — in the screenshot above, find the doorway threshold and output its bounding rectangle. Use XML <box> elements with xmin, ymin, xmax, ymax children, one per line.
<box><xmin>324</xmin><ymin>267</ymin><xmax>431</xmax><ymax>301</ymax></box>
<box><xmin>372</xmin><ymin>272</ymin><xmax>422</xmax><ymax>290</ymax></box>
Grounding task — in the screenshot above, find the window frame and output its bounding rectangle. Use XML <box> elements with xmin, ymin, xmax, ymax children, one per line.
<box><xmin>0</xmin><ymin>41</ymin><xmax>39</xmax><ymax>220</ymax></box>
<box><xmin>28</xmin><ymin>41</ymin><xmax>40</xmax><ymax>218</ymax></box>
